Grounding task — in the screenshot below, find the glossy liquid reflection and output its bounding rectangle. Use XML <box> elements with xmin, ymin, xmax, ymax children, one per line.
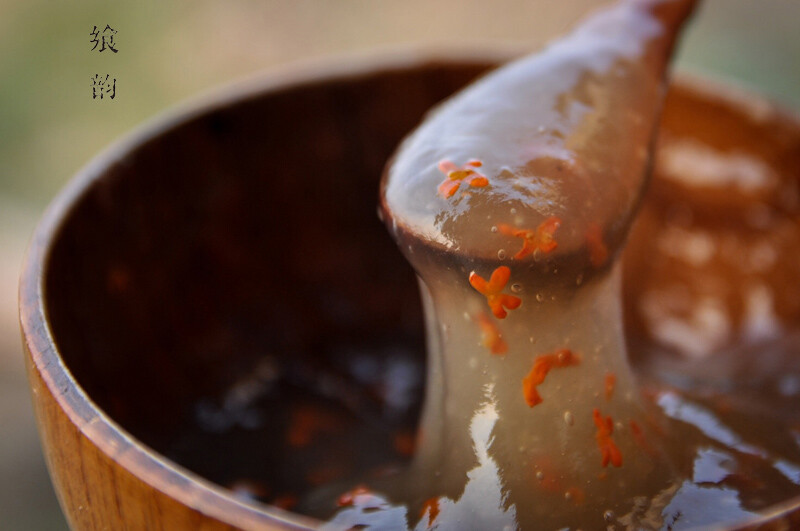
<box><xmin>367</xmin><ymin>0</ymin><xmax>701</xmax><ymax>528</ymax></box>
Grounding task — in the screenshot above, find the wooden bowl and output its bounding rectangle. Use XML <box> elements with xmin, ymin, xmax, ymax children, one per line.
<box><xmin>20</xmin><ymin>51</ymin><xmax>800</xmax><ymax>530</ymax></box>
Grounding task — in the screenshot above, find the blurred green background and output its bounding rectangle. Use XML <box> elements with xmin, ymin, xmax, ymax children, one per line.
<box><xmin>1</xmin><ymin>1</ymin><xmax>798</xmax><ymax>528</ymax></box>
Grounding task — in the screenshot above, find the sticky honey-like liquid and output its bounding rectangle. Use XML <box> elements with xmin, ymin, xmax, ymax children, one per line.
<box><xmin>323</xmin><ymin>0</ymin><xmax>800</xmax><ymax>529</ymax></box>
<box><xmin>156</xmin><ymin>1</ymin><xmax>800</xmax><ymax>529</ymax></box>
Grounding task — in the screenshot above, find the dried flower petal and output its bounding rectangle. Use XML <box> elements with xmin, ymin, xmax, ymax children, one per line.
<box><xmin>469</xmin><ymin>266</ymin><xmax>522</xmax><ymax>319</ymax></box>
<box><xmin>522</xmin><ymin>349</ymin><xmax>580</xmax><ymax>407</ymax></box>
<box><xmin>499</xmin><ymin>216</ymin><xmax>562</xmax><ymax>259</ymax></box>
<box><xmin>436</xmin><ymin>159</ymin><xmax>489</xmax><ymax>198</ymax></box>
<box><xmin>593</xmin><ymin>408</ymin><xmax>623</xmax><ymax>468</ymax></box>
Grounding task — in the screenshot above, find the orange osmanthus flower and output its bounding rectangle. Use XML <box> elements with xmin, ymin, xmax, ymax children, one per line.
<box><xmin>498</xmin><ymin>216</ymin><xmax>561</xmax><ymax>259</ymax></box>
<box><xmin>468</xmin><ymin>266</ymin><xmax>521</xmax><ymax>319</ymax></box>
<box><xmin>593</xmin><ymin>408</ymin><xmax>623</xmax><ymax>468</ymax></box>
<box><xmin>475</xmin><ymin>312</ymin><xmax>508</xmax><ymax>355</ymax></box>
<box><xmin>522</xmin><ymin>348</ymin><xmax>580</xmax><ymax>407</ymax></box>
<box><xmin>437</xmin><ymin>159</ymin><xmax>488</xmax><ymax>198</ymax></box>
<box><xmin>420</xmin><ymin>497</ymin><xmax>440</xmax><ymax>527</ymax></box>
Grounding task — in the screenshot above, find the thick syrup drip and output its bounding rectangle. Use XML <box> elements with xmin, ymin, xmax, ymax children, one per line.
<box><xmin>302</xmin><ymin>0</ymin><xmax>776</xmax><ymax>527</ymax></box>
<box><xmin>305</xmin><ymin>0</ymin><xmax>709</xmax><ymax>529</ymax></box>
<box><xmin>264</xmin><ymin>1</ymin><xmax>800</xmax><ymax>530</ymax></box>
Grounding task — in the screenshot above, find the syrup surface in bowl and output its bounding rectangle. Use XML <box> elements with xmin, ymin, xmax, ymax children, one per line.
<box><xmin>36</xmin><ymin>56</ymin><xmax>800</xmax><ymax>531</ymax></box>
<box><xmin>364</xmin><ymin>0</ymin><xmax>755</xmax><ymax>528</ymax></box>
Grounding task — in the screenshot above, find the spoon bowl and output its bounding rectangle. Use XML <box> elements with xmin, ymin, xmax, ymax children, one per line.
<box><xmin>20</xmin><ymin>49</ymin><xmax>800</xmax><ymax>530</ymax></box>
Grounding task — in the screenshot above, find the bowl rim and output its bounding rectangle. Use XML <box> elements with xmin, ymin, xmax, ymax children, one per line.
<box><xmin>18</xmin><ymin>46</ymin><xmax>800</xmax><ymax>530</ymax></box>
<box><xmin>17</xmin><ymin>45</ymin><xmax>522</xmax><ymax>530</ymax></box>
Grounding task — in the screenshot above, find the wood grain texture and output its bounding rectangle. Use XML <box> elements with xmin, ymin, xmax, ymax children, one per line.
<box><xmin>22</xmin><ymin>241</ymin><xmax>314</xmax><ymax>530</ymax></box>
<box><xmin>18</xmin><ymin>50</ymin><xmax>800</xmax><ymax>530</ymax></box>
<box><xmin>18</xmin><ymin>51</ymin><xmax>499</xmax><ymax>530</ymax></box>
